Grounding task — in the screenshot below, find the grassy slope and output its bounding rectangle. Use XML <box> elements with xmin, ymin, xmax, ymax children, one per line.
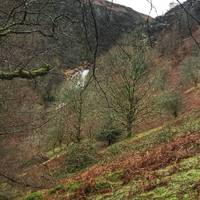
<box><xmin>23</xmin><ymin>108</ymin><xmax>200</xmax><ymax>200</ymax></box>
<box><xmin>90</xmin><ymin>154</ymin><xmax>200</xmax><ymax>200</ymax></box>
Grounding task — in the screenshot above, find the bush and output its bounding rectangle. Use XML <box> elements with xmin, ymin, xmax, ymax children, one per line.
<box><xmin>65</xmin><ymin>142</ymin><xmax>97</xmax><ymax>173</ymax></box>
<box><xmin>95</xmin><ymin>182</ymin><xmax>111</xmax><ymax>191</ymax></box>
<box><xmin>66</xmin><ymin>182</ymin><xmax>81</xmax><ymax>192</ymax></box>
<box><xmin>25</xmin><ymin>192</ymin><xmax>43</xmax><ymax>200</ymax></box>
<box><xmin>48</xmin><ymin>185</ymin><xmax>65</xmax><ymax>195</ymax></box>
<box><xmin>153</xmin><ymin>68</ymin><xmax>168</xmax><ymax>91</ymax></box>
<box><xmin>153</xmin><ymin>126</ymin><xmax>175</xmax><ymax>143</ymax></box>
<box><xmin>96</xmin><ymin>128</ymin><xmax>122</xmax><ymax>146</ymax></box>
<box><xmin>181</xmin><ymin>118</ymin><xmax>200</xmax><ymax>134</ymax></box>
<box><xmin>181</xmin><ymin>56</ymin><xmax>200</xmax><ymax>86</ymax></box>
<box><xmin>154</xmin><ymin>91</ymin><xmax>182</xmax><ymax>118</ymax></box>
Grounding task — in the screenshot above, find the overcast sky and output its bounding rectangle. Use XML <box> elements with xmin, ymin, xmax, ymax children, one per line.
<box><xmin>108</xmin><ymin>0</ymin><xmax>186</xmax><ymax>17</ymax></box>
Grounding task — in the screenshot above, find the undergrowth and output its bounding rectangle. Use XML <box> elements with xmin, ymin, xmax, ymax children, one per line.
<box><xmin>24</xmin><ymin>113</ymin><xmax>200</xmax><ymax>200</ymax></box>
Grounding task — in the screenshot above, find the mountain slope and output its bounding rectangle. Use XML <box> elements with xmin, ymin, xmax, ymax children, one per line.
<box><xmin>151</xmin><ymin>0</ymin><xmax>200</xmax><ymax>57</ymax></box>
<box><xmin>24</xmin><ymin>110</ymin><xmax>200</xmax><ymax>200</ymax></box>
<box><xmin>1</xmin><ymin>1</ymin><xmax>200</xmax><ymax>200</ymax></box>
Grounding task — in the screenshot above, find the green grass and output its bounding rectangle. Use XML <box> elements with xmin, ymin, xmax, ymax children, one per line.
<box><xmin>24</xmin><ymin>192</ymin><xmax>43</xmax><ymax>200</ymax></box>
<box><xmin>46</xmin><ymin>146</ymin><xmax>64</xmax><ymax>158</ymax></box>
<box><xmin>105</xmin><ymin>170</ymin><xmax>124</xmax><ymax>183</ymax></box>
<box><xmin>25</xmin><ymin>113</ymin><xmax>200</xmax><ymax>200</ymax></box>
<box><xmin>66</xmin><ymin>182</ymin><xmax>81</xmax><ymax>193</ymax></box>
<box><xmin>101</xmin><ymin>117</ymin><xmax>200</xmax><ymax>163</ymax></box>
<box><xmin>101</xmin><ymin>126</ymin><xmax>175</xmax><ymax>162</ymax></box>
<box><xmin>94</xmin><ymin>170</ymin><xmax>124</xmax><ymax>192</ymax></box>
<box><xmin>48</xmin><ymin>184</ymin><xmax>65</xmax><ymax>195</ymax></box>
<box><xmin>89</xmin><ymin>154</ymin><xmax>200</xmax><ymax>200</ymax></box>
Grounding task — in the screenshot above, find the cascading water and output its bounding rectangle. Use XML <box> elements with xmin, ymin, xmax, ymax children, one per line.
<box><xmin>56</xmin><ymin>69</ymin><xmax>90</xmax><ymax>110</ymax></box>
<box><xmin>76</xmin><ymin>69</ymin><xmax>90</xmax><ymax>88</ymax></box>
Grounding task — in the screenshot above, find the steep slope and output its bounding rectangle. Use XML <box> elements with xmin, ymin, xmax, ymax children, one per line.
<box><xmin>0</xmin><ymin>0</ymin><xmax>148</xmax><ymax>104</ymax></box>
<box><xmin>24</xmin><ymin>110</ymin><xmax>200</xmax><ymax>200</ymax></box>
<box><xmin>0</xmin><ymin>0</ymin><xmax>146</xmax><ymax>74</ymax></box>
<box><xmin>0</xmin><ymin>0</ymin><xmax>147</xmax><ymax>135</ymax></box>
<box><xmin>20</xmin><ymin>1</ymin><xmax>200</xmax><ymax>199</ymax></box>
<box><xmin>0</xmin><ymin>1</ymin><xmax>148</xmax><ymax>198</ymax></box>
<box><xmin>1</xmin><ymin>1</ymin><xmax>200</xmax><ymax>200</ymax></box>
<box><xmin>151</xmin><ymin>0</ymin><xmax>200</xmax><ymax>57</ymax></box>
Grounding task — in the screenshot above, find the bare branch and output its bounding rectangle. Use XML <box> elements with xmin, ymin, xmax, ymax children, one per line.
<box><xmin>0</xmin><ymin>65</ymin><xmax>53</xmax><ymax>80</ymax></box>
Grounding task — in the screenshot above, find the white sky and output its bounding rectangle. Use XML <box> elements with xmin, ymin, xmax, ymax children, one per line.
<box><xmin>108</xmin><ymin>0</ymin><xmax>186</xmax><ymax>17</ymax></box>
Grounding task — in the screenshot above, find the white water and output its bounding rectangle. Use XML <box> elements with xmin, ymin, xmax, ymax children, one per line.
<box><xmin>76</xmin><ymin>69</ymin><xmax>90</xmax><ymax>88</ymax></box>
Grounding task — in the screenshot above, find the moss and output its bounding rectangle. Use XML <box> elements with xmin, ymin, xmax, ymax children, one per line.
<box><xmin>94</xmin><ymin>170</ymin><xmax>124</xmax><ymax>193</ymax></box>
<box><xmin>170</xmin><ymin>169</ymin><xmax>200</xmax><ymax>186</ymax></box>
<box><xmin>181</xmin><ymin>118</ymin><xmax>200</xmax><ymax>133</ymax></box>
<box><xmin>182</xmin><ymin>192</ymin><xmax>198</xmax><ymax>200</ymax></box>
<box><xmin>0</xmin><ymin>65</ymin><xmax>53</xmax><ymax>80</ymax></box>
<box><xmin>95</xmin><ymin>182</ymin><xmax>111</xmax><ymax>191</ymax></box>
<box><xmin>24</xmin><ymin>192</ymin><xmax>43</xmax><ymax>200</ymax></box>
<box><xmin>105</xmin><ymin>170</ymin><xmax>124</xmax><ymax>182</ymax></box>
<box><xmin>66</xmin><ymin>182</ymin><xmax>81</xmax><ymax>192</ymax></box>
<box><xmin>110</xmin><ymin>185</ymin><xmax>134</xmax><ymax>200</ymax></box>
<box><xmin>180</xmin><ymin>155</ymin><xmax>200</xmax><ymax>170</ymax></box>
<box><xmin>134</xmin><ymin>186</ymin><xmax>178</xmax><ymax>200</ymax></box>
<box><xmin>133</xmin><ymin>159</ymin><xmax>200</xmax><ymax>199</ymax></box>
<box><xmin>89</xmin><ymin>185</ymin><xmax>131</xmax><ymax>200</ymax></box>
<box><xmin>48</xmin><ymin>184</ymin><xmax>65</xmax><ymax>195</ymax></box>
<box><xmin>89</xmin><ymin>154</ymin><xmax>200</xmax><ymax>200</ymax></box>
<box><xmin>157</xmin><ymin>155</ymin><xmax>200</xmax><ymax>178</ymax></box>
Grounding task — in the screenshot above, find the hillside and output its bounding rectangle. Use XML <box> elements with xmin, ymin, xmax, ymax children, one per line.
<box><xmin>0</xmin><ymin>0</ymin><xmax>146</xmax><ymax>99</ymax></box>
<box><xmin>24</xmin><ymin>107</ymin><xmax>200</xmax><ymax>200</ymax></box>
<box><xmin>0</xmin><ymin>0</ymin><xmax>200</xmax><ymax>200</ymax></box>
<box><xmin>151</xmin><ymin>0</ymin><xmax>200</xmax><ymax>58</ymax></box>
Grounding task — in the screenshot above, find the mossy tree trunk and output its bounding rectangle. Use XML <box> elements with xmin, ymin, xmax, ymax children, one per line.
<box><xmin>0</xmin><ymin>65</ymin><xmax>53</xmax><ymax>80</ymax></box>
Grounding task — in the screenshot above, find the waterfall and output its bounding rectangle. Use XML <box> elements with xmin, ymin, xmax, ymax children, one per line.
<box><xmin>76</xmin><ymin>69</ymin><xmax>90</xmax><ymax>88</ymax></box>
<box><xmin>57</xmin><ymin>69</ymin><xmax>90</xmax><ymax>110</ymax></box>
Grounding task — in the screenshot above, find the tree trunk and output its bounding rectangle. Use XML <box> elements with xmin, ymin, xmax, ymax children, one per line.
<box><xmin>126</xmin><ymin>111</ymin><xmax>134</xmax><ymax>137</ymax></box>
<box><xmin>127</xmin><ymin>122</ymin><xmax>133</xmax><ymax>138</ymax></box>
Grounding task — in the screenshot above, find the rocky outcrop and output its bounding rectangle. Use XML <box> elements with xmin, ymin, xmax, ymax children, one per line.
<box><xmin>150</xmin><ymin>0</ymin><xmax>200</xmax><ymax>46</ymax></box>
<box><xmin>146</xmin><ymin>0</ymin><xmax>200</xmax><ymax>93</ymax></box>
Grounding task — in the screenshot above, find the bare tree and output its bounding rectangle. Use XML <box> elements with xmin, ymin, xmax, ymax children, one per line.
<box><xmin>99</xmin><ymin>33</ymin><xmax>152</xmax><ymax>137</ymax></box>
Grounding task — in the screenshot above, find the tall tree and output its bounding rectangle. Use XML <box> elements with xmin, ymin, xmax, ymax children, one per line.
<box><xmin>99</xmin><ymin>33</ymin><xmax>152</xmax><ymax>137</ymax></box>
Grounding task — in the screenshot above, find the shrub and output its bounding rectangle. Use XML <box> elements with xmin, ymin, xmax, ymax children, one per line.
<box><xmin>153</xmin><ymin>68</ymin><xmax>168</xmax><ymax>91</ymax></box>
<box><xmin>181</xmin><ymin>56</ymin><xmax>200</xmax><ymax>87</ymax></box>
<box><xmin>154</xmin><ymin>91</ymin><xmax>182</xmax><ymax>118</ymax></box>
<box><xmin>181</xmin><ymin>118</ymin><xmax>200</xmax><ymax>134</ymax></box>
<box><xmin>65</xmin><ymin>142</ymin><xmax>97</xmax><ymax>173</ymax></box>
<box><xmin>48</xmin><ymin>185</ymin><xmax>65</xmax><ymax>195</ymax></box>
<box><xmin>66</xmin><ymin>182</ymin><xmax>81</xmax><ymax>192</ymax></box>
<box><xmin>96</xmin><ymin>128</ymin><xmax>122</xmax><ymax>146</ymax></box>
<box><xmin>95</xmin><ymin>182</ymin><xmax>111</xmax><ymax>191</ymax></box>
<box><xmin>106</xmin><ymin>170</ymin><xmax>124</xmax><ymax>182</ymax></box>
<box><xmin>25</xmin><ymin>192</ymin><xmax>43</xmax><ymax>200</ymax></box>
<box><xmin>153</xmin><ymin>126</ymin><xmax>175</xmax><ymax>143</ymax></box>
